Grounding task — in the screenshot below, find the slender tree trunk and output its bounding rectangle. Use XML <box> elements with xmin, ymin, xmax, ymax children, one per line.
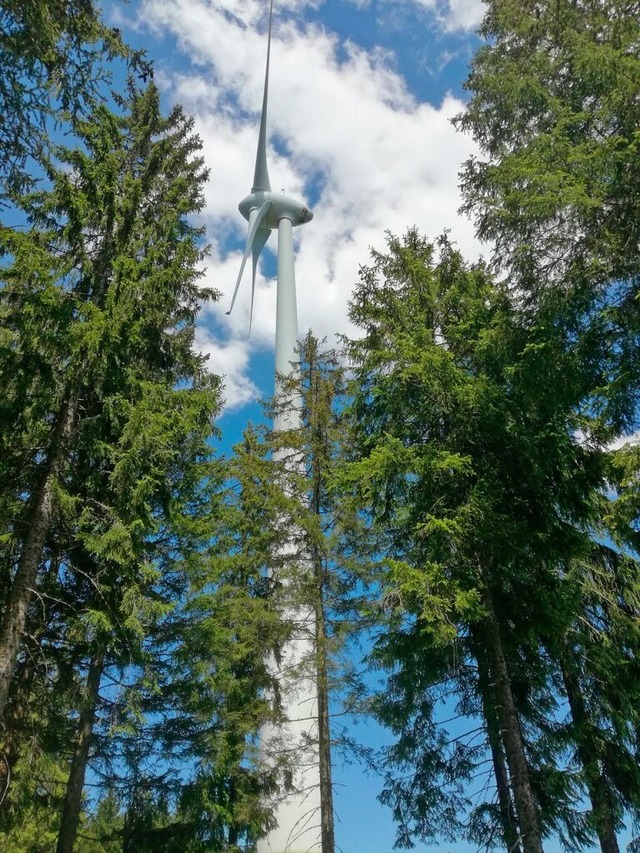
<box><xmin>306</xmin><ymin>341</ymin><xmax>336</xmax><ymax>853</ymax></box>
<box><xmin>228</xmin><ymin>779</ymin><xmax>240</xmax><ymax>847</ymax></box>
<box><xmin>560</xmin><ymin>657</ymin><xmax>619</xmax><ymax>853</ymax></box>
<box><xmin>473</xmin><ymin>630</ymin><xmax>522</xmax><ymax>853</ymax></box>
<box><xmin>227</xmin><ymin>775</ymin><xmax>239</xmax><ymax>847</ymax></box>
<box><xmin>490</xmin><ymin>731</ymin><xmax>523</xmax><ymax>853</ymax></box>
<box><xmin>0</xmin><ymin>670</ymin><xmax>28</xmax><ymax>813</ymax></box>
<box><xmin>0</xmin><ymin>648</ymin><xmax>42</xmax><ymax>812</ymax></box>
<box><xmin>0</xmin><ymin>397</ymin><xmax>76</xmax><ymax>720</ymax></box>
<box><xmin>314</xmin><ymin>564</ymin><xmax>335</xmax><ymax>853</ymax></box>
<box><xmin>56</xmin><ymin>650</ymin><xmax>105</xmax><ymax>853</ymax></box>
<box><xmin>0</xmin><ymin>701</ymin><xmax>21</xmax><ymax>811</ymax></box>
<box><xmin>480</xmin><ymin>586</ymin><xmax>543</xmax><ymax>853</ymax></box>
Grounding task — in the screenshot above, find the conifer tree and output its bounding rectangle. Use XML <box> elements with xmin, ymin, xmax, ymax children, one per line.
<box><xmin>455</xmin><ymin>0</ymin><xmax>640</xmax><ymax>432</ymax></box>
<box><xmin>342</xmin><ymin>229</ymin><xmax>640</xmax><ymax>852</ymax></box>
<box><xmin>0</xmin><ymin>82</ymin><xmax>221</xmax><ymax>848</ymax></box>
<box><xmin>187</xmin><ymin>333</ymin><xmax>365</xmax><ymax>852</ymax></box>
<box><xmin>272</xmin><ymin>332</ymin><xmax>365</xmax><ymax>853</ymax></box>
<box><xmin>0</xmin><ymin>0</ymin><xmax>149</xmax><ymax>196</ymax></box>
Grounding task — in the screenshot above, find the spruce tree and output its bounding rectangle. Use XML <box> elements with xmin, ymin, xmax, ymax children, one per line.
<box><xmin>342</xmin><ymin>229</ymin><xmax>640</xmax><ymax>852</ymax></box>
<box><xmin>0</xmin><ymin>0</ymin><xmax>149</xmax><ymax>196</ymax></box>
<box><xmin>455</xmin><ymin>0</ymin><xmax>640</xmax><ymax>432</ymax></box>
<box><xmin>0</xmin><ymin>82</ymin><xmax>221</xmax><ymax>848</ymax></box>
<box><xmin>187</xmin><ymin>333</ymin><xmax>365</xmax><ymax>852</ymax></box>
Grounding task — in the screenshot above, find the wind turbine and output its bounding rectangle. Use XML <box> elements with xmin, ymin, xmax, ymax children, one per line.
<box><xmin>227</xmin><ymin>2</ymin><xmax>322</xmax><ymax>851</ymax></box>
<box><xmin>227</xmin><ymin>0</ymin><xmax>312</xmax><ymax>407</ymax></box>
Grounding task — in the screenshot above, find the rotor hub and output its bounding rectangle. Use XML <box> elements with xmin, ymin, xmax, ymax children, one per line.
<box><xmin>239</xmin><ymin>190</ymin><xmax>313</xmax><ymax>228</ymax></box>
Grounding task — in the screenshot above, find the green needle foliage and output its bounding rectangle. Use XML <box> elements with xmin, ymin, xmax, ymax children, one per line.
<box><xmin>2</xmin><ymin>2</ymin><xmax>640</xmax><ymax>851</ymax></box>
<box><xmin>273</xmin><ymin>333</ymin><xmax>374</xmax><ymax>853</ymax></box>
<box><xmin>181</xmin><ymin>333</ymin><xmax>370</xmax><ymax>853</ymax></box>
<box><xmin>0</xmin><ymin>82</ymin><xmax>223</xmax><ymax>848</ymax></box>
<box><xmin>455</xmin><ymin>0</ymin><xmax>640</xmax><ymax>432</ymax></box>
<box><xmin>457</xmin><ymin>0</ymin><xmax>640</xmax><ymax>291</ymax></box>
<box><xmin>341</xmin><ymin>229</ymin><xmax>640</xmax><ymax>852</ymax></box>
<box><xmin>0</xmin><ymin>0</ymin><xmax>149</xmax><ymax>196</ymax></box>
<box><xmin>455</xmin><ymin>6</ymin><xmax>640</xmax><ymax>843</ymax></box>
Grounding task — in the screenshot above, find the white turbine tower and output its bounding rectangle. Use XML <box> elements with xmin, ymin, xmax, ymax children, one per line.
<box><xmin>227</xmin><ymin>2</ymin><xmax>322</xmax><ymax>852</ymax></box>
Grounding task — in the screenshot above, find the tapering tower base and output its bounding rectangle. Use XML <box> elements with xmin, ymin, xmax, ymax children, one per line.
<box><xmin>257</xmin><ymin>214</ymin><xmax>322</xmax><ymax>853</ymax></box>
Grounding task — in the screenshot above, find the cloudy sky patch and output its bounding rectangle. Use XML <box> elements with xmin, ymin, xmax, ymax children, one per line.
<box><xmin>113</xmin><ymin>0</ymin><xmax>485</xmax><ymax>409</ymax></box>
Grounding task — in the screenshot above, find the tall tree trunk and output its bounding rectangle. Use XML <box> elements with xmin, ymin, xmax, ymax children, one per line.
<box><xmin>314</xmin><ymin>566</ymin><xmax>335</xmax><ymax>853</ymax></box>
<box><xmin>56</xmin><ymin>650</ymin><xmax>105</xmax><ymax>853</ymax></box>
<box><xmin>473</xmin><ymin>629</ymin><xmax>522</xmax><ymax>853</ymax></box>
<box><xmin>0</xmin><ymin>397</ymin><xmax>76</xmax><ymax>720</ymax></box>
<box><xmin>560</xmin><ymin>656</ymin><xmax>619</xmax><ymax>853</ymax></box>
<box><xmin>0</xmin><ymin>704</ymin><xmax>21</xmax><ymax>812</ymax></box>
<box><xmin>227</xmin><ymin>775</ymin><xmax>239</xmax><ymax>847</ymax></box>
<box><xmin>306</xmin><ymin>340</ymin><xmax>336</xmax><ymax>853</ymax></box>
<box><xmin>0</xmin><ymin>649</ymin><xmax>41</xmax><ymax>812</ymax></box>
<box><xmin>480</xmin><ymin>586</ymin><xmax>543</xmax><ymax>853</ymax></box>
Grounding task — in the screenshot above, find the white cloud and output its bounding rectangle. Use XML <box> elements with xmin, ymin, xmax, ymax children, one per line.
<box><xmin>575</xmin><ymin>428</ymin><xmax>640</xmax><ymax>454</ymax></box>
<box><xmin>608</xmin><ymin>431</ymin><xmax>640</xmax><ymax>451</ymax></box>
<box><xmin>438</xmin><ymin>0</ymin><xmax>485</xmax><ymax>32</ymax></box>
<box><xmin>138</xmin><ymin>0</ymin><xmax>483</xmax><ymax>410</ymax></box>
<box><xmin>195</xmin><ymin>316</ymin><xmax>260</xmax><ymax>410</ymax></box>
<box><xmin>375</xmin><ymin>0</ymin><xmax>485</xmax><ymax>34</ymax></box>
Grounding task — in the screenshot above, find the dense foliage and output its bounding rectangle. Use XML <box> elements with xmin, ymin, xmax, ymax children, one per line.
<box><xmin>455</xmin><ymin>0</ymin><xmax>640</xmax><ymax>431</ymax></box>
<box><xmin>0</xmin><ymin>9</ymin><xmax>240</xmax><ymax>846</ymax></box>
<box><xmin>342</xmin><ymin>230</ymin><xmax>640</xmax><ymax>853</ymax></box>
<box><xmin>1</xmin><ymin>0</ymin><xmax>640</xmax><ymax>851</ymax></box>
<box><xmin>0</xmin><ymin>0</ymin><xmax>152</xmax><ymax>197</ymax></box>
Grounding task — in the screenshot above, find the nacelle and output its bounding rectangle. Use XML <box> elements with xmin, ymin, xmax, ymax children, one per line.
<box><xmin>239</xmin><ymin>190</ymin><xmax>313</xmax><ymax>228</ymax></box>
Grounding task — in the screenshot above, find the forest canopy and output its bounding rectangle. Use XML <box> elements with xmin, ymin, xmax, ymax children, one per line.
<box><xmin>0</xmin><ymin>0</ymin><xmax>639</xmax><ymax>852</ymax></box>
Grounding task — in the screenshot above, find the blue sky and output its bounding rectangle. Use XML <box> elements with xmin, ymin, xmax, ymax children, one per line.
<box><xmin>108</xmin><ymin>0</ymin><xmax>485</xmax><ymax>415</ymax></box>
<box><xmin>101</xmin><ymin>1</ymin><xmax>633</xmax><ymax>850</ymax></box>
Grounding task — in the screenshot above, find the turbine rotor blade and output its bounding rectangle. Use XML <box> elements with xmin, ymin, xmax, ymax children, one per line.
<box><xmin>226</xmin><ymin>201</ymin><xmax>273</xmax><ymax>317</ymax></box>
<box><xmin>249</xmin><ymin>226</ymin><xmax>271</xmax><ymax>333</ymax></box>
<box><xmin>252</xmin><ymin>0</ymin><xmax>274</xmax><ymax>192</ymax></box>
